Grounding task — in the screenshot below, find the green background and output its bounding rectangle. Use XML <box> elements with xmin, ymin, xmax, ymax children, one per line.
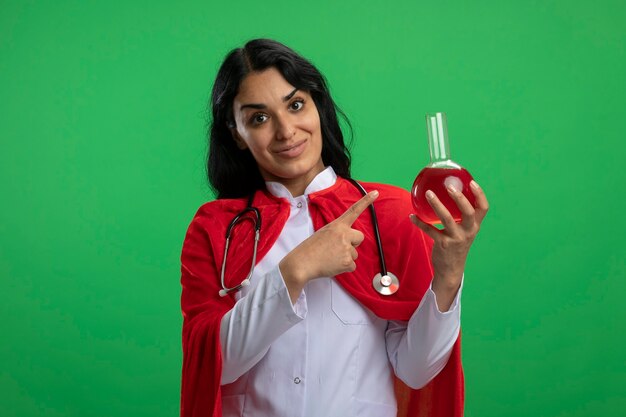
<box><xmin>1</xmin><ymin>0</ymin><xmax>624</xmax><ymax>416</ymax></box>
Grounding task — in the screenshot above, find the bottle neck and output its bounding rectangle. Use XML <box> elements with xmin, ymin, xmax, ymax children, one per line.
<box><xmin>426</xmin><ymin>112</ymin><xmax>459</xmax><ymax>168</ymax></box>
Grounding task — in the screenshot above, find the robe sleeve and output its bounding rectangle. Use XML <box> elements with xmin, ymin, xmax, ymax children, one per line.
<box><xmin>375</xmin><ymin>184</ymin><xmax>465</xmax><ymax>417</ymax></box>
<box><xmin>308</xmin><ymin>178</ymin><xmax>465</xmax><ymax>417</ymax></box>
<box><xmin>179</xmin><ymin>195</ymin><xmax>289</xmax><ymax>417</ymax></box>
<box><xmin>180</xmin><ymin>209</ymin><xmax>235</xmax><ymax>417</ymax></box>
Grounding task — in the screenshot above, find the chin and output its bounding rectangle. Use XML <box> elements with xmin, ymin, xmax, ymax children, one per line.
<box><xmin>263</xmin><ymin>161</ymin><xmax>322</xmax><ymax>183</ymax></box>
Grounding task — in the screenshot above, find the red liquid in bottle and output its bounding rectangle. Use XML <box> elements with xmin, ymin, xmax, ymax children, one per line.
<box><xmin>411</xmin><ymin>167</ymin><xmax>476</xmax><ymax>225</ymax></box>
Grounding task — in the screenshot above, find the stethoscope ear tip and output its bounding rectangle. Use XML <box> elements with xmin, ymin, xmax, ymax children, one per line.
<box><xmin>219</xmin><ymin>279</ymin><xmax>250</xmax><ymax>297</ymax></box>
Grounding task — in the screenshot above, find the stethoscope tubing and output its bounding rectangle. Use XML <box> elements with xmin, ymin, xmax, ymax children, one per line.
<box><xmin>219</xmin><ymin>197</ymin><xmax>261</xmax><ymax>297</ymax></box>
<box><xmin>346</xmin><ymin>178</ymin><xmax>388</xmax><ymax>277</ymax></box>
<box><xmin>219</xmin><ymin>180</ymin><xmax>399</xmax><ymax>297</ymax></box>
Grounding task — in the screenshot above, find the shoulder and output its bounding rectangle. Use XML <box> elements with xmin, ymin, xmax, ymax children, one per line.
<box><xmin>193</xmin><ymin>198</ymin><xmax>247</xmax><ymax>220</ymax></box>
<box><xmin>320</xmin><ymin>177</ymin><xmax>412</xmax><ymax>214</ymax></box>
<box><xmin>363</xmin><ymin>181</ymin><xmax>410</xmax><ymax>198</ymax></box>
<box><xmin>349</xmin><ymin>179</ymin><xmax>413</xmax><ymax>212</ymax></box>
<box><xmin>183</xmin><ymin>198</ymin><xmax>248</xmax><ymax>240</ymax></box>
<box><xmin>334</xmin><ymin>176</ymin><xmax>409</xmax><ymax>197</ymax></box>
<box><xmin>180</xmin><ymin>198</ymin><xmax>251</xmax><ymax>266</ymax></box>
<box><xmin>183</xmin><ymin>190</ymin><xmax>288</xmax><ymax>238</ymax></box>
<box><xmin>339</xmin><ymin>180</ymin><xmax>416</xmax><ymax>235</ymax></box>
<box><xmin>192</xmin><ymin>197</ymin><xmax>246</xmax><ymax>220</ymax></box>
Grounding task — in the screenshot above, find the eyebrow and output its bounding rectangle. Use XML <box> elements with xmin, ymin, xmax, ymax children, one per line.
<box><xmin>284</xmin><ymin>88</ymin><xmax>298</xmax><ymax>101</ymax></box>
<box><xmin>239</xmin><ymin>88</ymin><xmax>299</xmax><ymax>111</ymax></box>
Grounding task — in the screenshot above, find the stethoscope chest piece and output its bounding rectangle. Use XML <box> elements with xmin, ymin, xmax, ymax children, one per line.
<box><xmin>373</xmin><ymin>272</ymin><xmax>399</xmax><ymax>295</ymax></box>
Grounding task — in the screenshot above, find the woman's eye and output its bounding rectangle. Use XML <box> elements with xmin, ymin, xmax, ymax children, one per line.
<box><xmin>251</xmin><ymin>114</ymin><xmax>268</xmax><ymax>125</ymax></box>
<box><xmin>290</xmin><ymin>99</ymin><xmax>304</xmax><ymax>111</ymax></box>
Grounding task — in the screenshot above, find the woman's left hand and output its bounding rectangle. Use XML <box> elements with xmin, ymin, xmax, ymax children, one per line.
<box><xmin>410</xmin><ymin>180</ymin><xmax>489</xmax><ymax>311</ymax></box>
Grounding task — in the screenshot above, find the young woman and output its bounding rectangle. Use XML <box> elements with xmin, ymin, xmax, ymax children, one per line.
<box><xmin>180</xmin><ymin>39</ymin><xmax>489</xmax><ymax>417</ymax></box>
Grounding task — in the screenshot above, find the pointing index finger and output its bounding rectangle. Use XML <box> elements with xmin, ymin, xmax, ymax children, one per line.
<box><xmin>337</xmin><ymin>190</ymin><xmax>379</xmax><ymax>226</ymax></box>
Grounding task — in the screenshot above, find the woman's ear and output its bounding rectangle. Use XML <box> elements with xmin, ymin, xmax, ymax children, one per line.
<box><xmin>230</xmin><ymin>126</ymin><xmax>248</xmax><ymax>150</ymax></box>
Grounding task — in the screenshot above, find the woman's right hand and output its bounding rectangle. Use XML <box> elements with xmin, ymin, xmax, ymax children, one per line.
<box><xmin>279</xmin><ymin>190</ymin><xmax>379</xmax><ymax>303</ymax></box>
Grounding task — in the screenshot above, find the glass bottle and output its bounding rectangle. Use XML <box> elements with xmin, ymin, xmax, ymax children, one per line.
<box><xmin>411</xmin><ymin>112</ymin><xmax>476</xmax><ymax>225</ymax></box>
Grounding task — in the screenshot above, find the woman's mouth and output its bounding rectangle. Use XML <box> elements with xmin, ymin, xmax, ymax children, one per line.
<box><xmin>274</xmin><ymin>139</ymin><xmax>307</xmax><ymax>158</ymax></box>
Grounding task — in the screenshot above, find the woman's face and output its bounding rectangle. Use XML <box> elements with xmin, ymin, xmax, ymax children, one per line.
<box><xmin>231</xmin><ymin>67</ymin><xmax>325</xmax><ymax>196</ymax></box>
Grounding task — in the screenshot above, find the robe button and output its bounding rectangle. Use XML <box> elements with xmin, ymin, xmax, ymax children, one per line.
<box><xmin>293</xmin><ymin>377</ymin><xmax>301</xmax><ymax>384</ymax></box>
<box><xmin>296</xmin><ymin>202</ymin><xmax>303</xmax><ymax>208</ymax></box>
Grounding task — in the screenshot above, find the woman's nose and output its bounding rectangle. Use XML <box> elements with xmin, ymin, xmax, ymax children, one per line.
<box><xmin>275</xmin><ymin>116</ymin><xmax>296</xmax><ymax>140</ymax></box>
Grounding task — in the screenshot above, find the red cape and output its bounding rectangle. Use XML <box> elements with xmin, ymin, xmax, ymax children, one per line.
<box><xmin>180</xmin><ymin>177</ymin><xmax>464</xmax><ymax>417</ymax></box>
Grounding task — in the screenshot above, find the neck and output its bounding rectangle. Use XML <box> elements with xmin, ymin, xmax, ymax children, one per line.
<box><xmin>262</xmin><ymin>162</ymin><xmax>326</xmax><ymax>197</ymax></box>
<box><xmin>277</xmin><ymin>172</ymin><xmax>319</xmax><ymax>197</ymax></box>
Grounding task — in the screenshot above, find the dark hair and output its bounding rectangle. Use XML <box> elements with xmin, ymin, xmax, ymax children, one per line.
<box><xmin>207</xmin><ymin>38</ymin><xmax>352</xmax><ymax>199</ymax></box>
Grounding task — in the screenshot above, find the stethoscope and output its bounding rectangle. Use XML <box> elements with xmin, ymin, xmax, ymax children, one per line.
<box><xmin>219</xmin><ymin>179</ymin><xmax>400</xmax><ymax>297</ymax></box>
